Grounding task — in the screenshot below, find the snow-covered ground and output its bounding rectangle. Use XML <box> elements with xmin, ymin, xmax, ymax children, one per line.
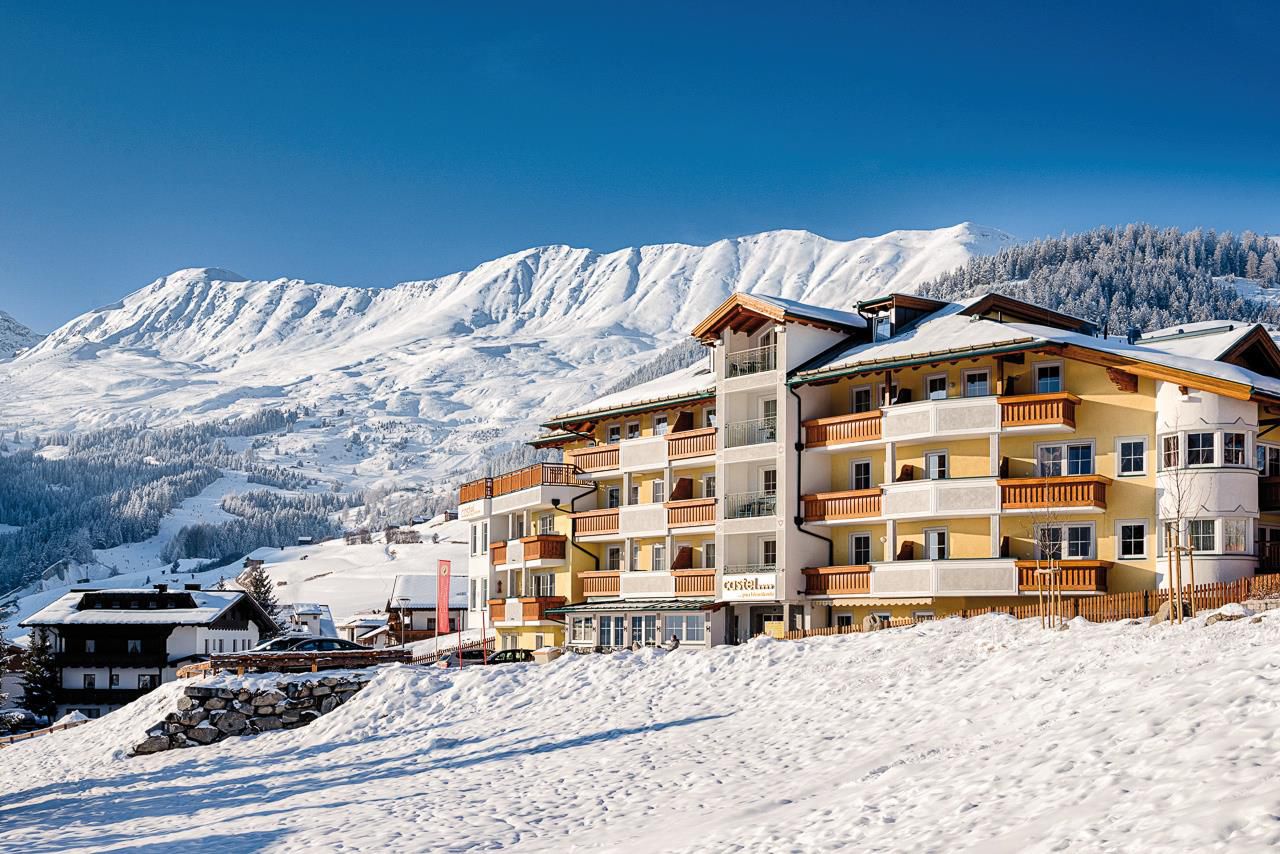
<box><xmin>5</xmin><ymin>610</ymin><xmax>1280</xmax><ymax>852</ymax></box>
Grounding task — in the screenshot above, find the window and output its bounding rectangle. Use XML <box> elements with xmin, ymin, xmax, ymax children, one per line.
<box><xmin>877</xmin><ymin>382</ymin><xmax>899</xmax><ymax>407</ymax></box>
<box><xmin>532</xmin><ymin>573</ymin><xmax>555</xmax><ymax>597</ymax></box>
<box><xmin>470</xmin><ymin>524</ymin><xmax>477</xmax><ymax>555</ymax></box>
<box><xmin>925</xmin><ymin>451</ymin><xmax>948</xmax><ymax>480</ymax></box>
<box><xmin>630</xmin><ymin>542</ymin><xmax>641</xmax><ymax>571</ymax></box>
<box><xmin>1189</xmin><ymin>519</ymin><xmax>1215</xmax><ymax>552</ymax></box>
<box><xmin>1118</xmin><ymin>438</ymin><xmax>1147</xmax><ymax>476</ymax></box>
<box><xmin>761</xmin><ymin>538</ymin><xmax>777</xmax><ymax>567</ymax></box>
<box><xmin>703</xmin><ymin>475</ymin><xmax>716</xmax><ymax>499</ymax></box>
<box><xmin>605</xmin><ymin>546</ymin><xmax>622</xmax><ymax>571</ymax></box>
<box><xmin>652</xmin><ymin>544</ymin><xmax>666</xmax><ymax>571</ymax></box>
<box><xmin>850</xmin><ymin>460</ymin><xmax>872</xmax><ymax>491</ymax></box>
<box><xmin>511</xmin><ymin>514</ymin><xmax>525</xmax><ymax>539</ymax></box>
<box><xmin>665</xmin><ymin>614</ymin><xmax>705</xmax><ymax>643</ymax></box>
<box><xmin>913</xmin><ymin>611</ymin><xmax>936</xmax><ymax>621</ymax></box>
<box><xmin>1162</xmin><ymin>435</ymin><xmax>1180</xmax><ymax>469</ymax></box>
<box><xmin>480</xmin><ymin>522</ymin><xmax>488</xmax><ymax>554</ymax></box>
<box><xmin>653</xmin><ymin>415</ymin><xmax>669</xmax><ymax>436</ymax></box>
<box><xmin>851</xmin><ymin>386</ymin><xmax>874</xmax><ymax>413</ymax></box>
<box><xmin>926</xmin><ymin>528</ymin><xmax>948</xmax><ymax>560</ymax></box>
<box><xmin>628</xmin><ymin>484</ymin><xmax>640</xmax><ymax>505</ymax></box>
<box><xmin>630</xmin><ymin>614</ymin><xmax>658</xmax><ymax>646</ymax></box>
<box><xmin>835</xmin><ymin>613</ymin><xmax>854</xmax><ymax>628</ymax></box>
<box><xmin>139</xmin><ymin>674</ymin><xmax>158</xmax><ymax>690</ymax></box>
<box><xmin>84</xmin><ymin>639</ymin><xmax>96</xmax><ymax>653</ymax></box>
<box><xmin>570</xmin><ymin>616</ymin><xmax>594</xmax><ymax>644</ymax></box>
<box><xmin>533</xmin><ymin>634</ymin><xmax>545</xmax><ymax>649</ymax></box>
<box><xmin>1036</xmin><ymin>523</ymin><xmax>1095</xmax><ymax>559</ymax></box>
<box><xmin>599</xmin><ymin>615</ymin><xmax>625</xmax><ymax>647</ymax></box>
<box><xmin>1066</xmin><ymin>524</ymin><xmax>1094</xmax><ymax>558</ymax></box>
<box><xmin>702</xmin><ymin>541</ymin><xmax>716</xmax><ymax>569</ymax></box>
<box><xmin>1258</xmin><ymin>445</ymin><xmax>1280</xmax><ymax>476</ymax></box>
<box><xmin>963</xmin><ymin>369</ymin><xmax>990</xmax><ymax>397</ymax></box>
<box><xmin>874</xmin><ymin>315</ymin><xmax>892</xmax><ymax>341</ymax></box>
<box><xmin>1118</xmin><ymin>522</ymin><xmax>1147</xmax><ymax>559</ymax></box>
<box><xmin>926</xmin><ymin>374</ymin><xmax>948</xmax><ymax>401</ymax></box>
<box><xmin>538</xmin><ymin>514</ymin><xmax>556</xmax><ymax>535</ymax></box>
<box><xmin>652</xmin><ymin>480</ymin><xmax>666</xmax><ymax>503</ymax></box>
<box><xmin>704</xmin><ymin>407</ymin><xmax>717</xmax><ymax>427</ymax></box>
<box><xmin>762</xmin><ymin>468</ymin><xmax>777</xmax><ymax>494</ymax></box>
<box><xmin>606</xmin><ymin>487</ymin><xmax>621</xmax><ymax>508</ymax></box>
<box><xmin>1224</xmin><ymin>519</ymin><xmax>1248</xmax><ymax>553</ymax></box>
<box><xmin>606</xmin><ymin>424</ymin><xmax>622</xmax><ymax>444</ymax></box>
<box><xmin>83</xmin><ymin>674</ymin><xmax>96</xmax><ymax>689</ymax></box>
<box><xmin>626</xmin><ymin>421</ymin><xmax>641</xmax><ymax>440</ymax></box>
<box><xmin>1187</xmin><ymin>432</ymin><xmax>1215</xmax><ymax>466</ymax></box>
<box><xmin>1034</xmin><ymin>362</ymin><xmax>1063</xmax><ymax>393</ymax></box>
<box><xmin>1037</xmin><ymin>441</ymin><xmax>1093</xmax><ymax>476</ymax></box>
<box><xmin>1224</xmin><ymin>432</ymin><xmax>1247</xmax><ymax>466</ymax></box>
<box><xmin>110</xmin><ymin>673</ymin><xmax>120</xmax><ymax>687</ymax></box>
<box><xmin>127</xmin><ymin>639</ymin><xmax>142</xmax><ymax>654</ymax></box>
<box><xmin>850</xmin><ymin>533</ymin><xmax>872</xmax><ymax>566</ymax></box>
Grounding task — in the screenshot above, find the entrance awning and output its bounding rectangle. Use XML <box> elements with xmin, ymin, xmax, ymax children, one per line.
<box><xmin>546</xmin><ymin>598</ymin><xmax>717</xmax><ymax>615</ymax></box>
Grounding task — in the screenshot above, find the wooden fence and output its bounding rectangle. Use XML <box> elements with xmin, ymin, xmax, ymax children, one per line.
<box><xmin>0</xmin><ymin>718</ymin><xmax>91</xmax><ymax>748</ymax></box>
<box><xmin>782</xmin><ymin>574</ymin><xmax>1280</xmax><ymax>640</ymax></box>
<box><xmin>410</xmin><ymin>636</ymin><xmax>495</xmax><ymax>666</ymax></box>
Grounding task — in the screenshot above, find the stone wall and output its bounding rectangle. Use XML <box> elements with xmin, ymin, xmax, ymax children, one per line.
<box><xmin>132</xmin><ymin>672</ymin><xmax>373</xmax><ymax>755</ymax></box>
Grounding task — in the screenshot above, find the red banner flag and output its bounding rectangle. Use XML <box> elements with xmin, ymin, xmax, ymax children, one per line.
<box><xmin>436</xmin><ymin>559</ymin><xmax>451</xmax><ymax>638</ymax></box>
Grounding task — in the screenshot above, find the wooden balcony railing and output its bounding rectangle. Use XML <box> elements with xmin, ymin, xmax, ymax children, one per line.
<box><xmin>490</xmin><ymin>541</ymin><xmax>507</xmax><ymax>565</ymax></box>
<box><xmin>1261</xmin><ymin>477</ymin><xmax>1280</xmax><ymax>513</ymax></box>
<box><xmin>487</xmin><ymin>598</ymin><xmax>506</xmax><ymax>621</ymax></box>
<box><xmin>666</xmin><ymin>427</ymin><xmax>717</xmax><ymax>460</ymax></box>
<box><xmin>998</xmin><ymin>475</ymin><xmax>1111</xmax><ymax>510</ymax></box>
<box><xmin>803</xmin><ymin>410</ymin><xmax>882</xmax><ymax>448</ymax></box>
<box><xmin>802</xmin><ymin>565</ymin><xmax>872</xmax><ymax>596</ymax></box>
<box><xmin>581</xmin><ymin>571</ymin><xmax>621</xmax><ymax>596</ymax></box>
<box><xmin>573</xmin><ymin>507</ymin><xmax>620</xmax><ymax>535</ymax></box>
<box><xmin>519</xmin><ymin>534</ymin><xmax>567</xmax><ymax>561</ymax></box>
<box><xmin>567</xmin><ymin>445</ymin><xmax>620</xmax><ymax>472</ymax></box>
<box><xmin>999</xmin><ymin>392</ymin><xmax>1081</xmax><ymax>429</ymax></box>
<box><xmin>673</xmin><ymin>569</ymin><xmax>716</xmax><ymax>597</ymax></box>
<box><xmin>1015</xmin><ymin>560</ymin><xmax>1110</xmax><ymax>592</ymax></box>
<box><xmin>459</xmin><ymin>478</ymin><xmax>492</xmax><ymax>504</ymax></box>
<box><xmin>519</xmin><ymin>597</ymin><xmax>567</xmax><ymax>621</ymax></box>
<box><xmin>491</xmin><ymin>463</ymin><xmax>580</xmax><ymax>497</ymax></box>
<box><xmin>666</xmin><ymin>497</ymin><xmax>716</xmax><ymax>528</ymax></box>
<box><xmin>801</xmin><ymin>488</ymin><xmax>882</xmax><ymax>522</ymax></box>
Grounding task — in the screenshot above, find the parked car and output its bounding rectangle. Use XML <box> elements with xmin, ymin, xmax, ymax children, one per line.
<box><xmin>288</xmin><ymin>638</ymin><xmax>369</xmax><ymax>652</ymax></box>
<box><xmin>248</xmin><ymin>636</ymin><xmax>309</xmax><ymax>653</ymax></box>
<box><xmin>433</xmin><ymin>648</ymin><xmax>490</xmax><ymax>668</ymax></box>
<box><xmin>486</xmin><ymin>649</ymin><xmax>535</xmax><ymax>665</ymax></box>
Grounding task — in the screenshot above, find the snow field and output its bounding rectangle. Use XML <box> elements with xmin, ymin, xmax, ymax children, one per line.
<box><xmin>5</xmin><ymin>610</ymin><xmax>1280</xmax><ymax>851</ymax></box>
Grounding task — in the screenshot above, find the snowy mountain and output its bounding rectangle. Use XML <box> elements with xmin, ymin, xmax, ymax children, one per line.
<box><xmin>0</xmin><ymin>310</ymin><xmax>41</xmax><ymax>361</ymax></box>
<box><xmin>0</xmin><ymin>224</ymin><xmax>1010</xmax><ymax>483</ymax></box>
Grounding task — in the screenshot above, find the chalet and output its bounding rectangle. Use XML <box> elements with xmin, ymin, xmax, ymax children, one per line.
<box><xmin>19</xmin><ymin>584</ymin><xmax>277</xmax><ymax>719</ymax></box>
<box><xmin>336</xmin><ymin>614</ymin><xmax>388</xmax><ymax>646</ymax></box>
<box><xmin>385</xmin><ymin>574</ymin><xmax>470</xmax><ymax>645</ymax></box>
<box><xmin>278</xmin><ymin>602</ymin><xmax>336</xmax><ymax>637</ymax></box>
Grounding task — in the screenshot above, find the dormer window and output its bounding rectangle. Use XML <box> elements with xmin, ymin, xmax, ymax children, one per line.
<box><xmin>874</xmin><ymin>315</ymin><xmax>892</xmax><ymax>341</ymax></box>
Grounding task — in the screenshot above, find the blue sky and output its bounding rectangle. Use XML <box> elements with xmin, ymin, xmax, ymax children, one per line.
<box><xmin>2</xmin><ymin>1</ymin><xmax>1278</xmax><ymax>330</ymax></box>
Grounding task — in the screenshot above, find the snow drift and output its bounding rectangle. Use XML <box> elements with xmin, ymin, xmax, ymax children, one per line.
<box><xmin>4</xmin><ymin>610</ymin><xmax>1280</xmax><ymax>852</ymax></box>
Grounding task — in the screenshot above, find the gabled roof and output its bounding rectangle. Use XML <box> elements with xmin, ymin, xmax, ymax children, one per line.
<box><xmin>855</xmin><ymin>293</ymin><xmax>948</xmax><ymax>315</ymax></box>
<box><xmin>21</xmin><ymin>588</ymin><xmax>276</xmax><ymax>631</ymax></box>
<box><xmin>540</xmin><ymin>362</ymin><xmax>716</xmax><ymax>431</ymax></box>
<box><xmin>959</xmin><ymin>292</ymin><xmax>1096</xmax><ymax>334</ymax></box>
<box><xmin>690</xmin><ymin>292</ymin><xmax>864</xmax><ymax>343</ymax></box>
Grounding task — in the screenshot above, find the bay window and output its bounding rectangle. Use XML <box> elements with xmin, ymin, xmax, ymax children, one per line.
<box><xmin>1186</xmin><ymin>432</ymin><xmax>1215</xmax><ymax>466</ymax></box>
<box><xmin>1224</xmin><ymin>519</ymin><xmax>1248</xmax><ymax>553</ymax></box>
<box><xmin>1188</xmin><ymin>519</ymin><xmax>1215</xmax><ymax>551</ymax></box>
<box><xmin>1223</xmin><ymin>432</ymin><xmax>1247</xmax><ymax>466</ymax></box>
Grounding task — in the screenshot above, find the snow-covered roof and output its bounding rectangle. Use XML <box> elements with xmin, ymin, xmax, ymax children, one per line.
<box><xmin>337</xmin><ymin>615</ymin><xmax>387</xmax><ymax>629</ymax></box>
<box><xmin>279</xmin><ymin>602</ymin><xmax>337</xmax><ymax>636</ymax></box>
<box><xmin>1133</xmin><ymin>321</ymin><xmax>1256</xmax><ymax>360</ymax></box>
<box><xmin>20</xmin><ymin>588</ymin><xmax>263</xmax><ymax>628</ymax></box>
<box><xmin>747</xmin><ymin>293</ymin><xmax>866</xmax><ymax>330</ymax></box>
<box><xmin>388</xmin><ymin>574</ymin><xmax>469</xmax><ymax>610</ymax></box>
<box><xmin>545</xmin><ymin>361</ymin><xmax>716</xmax><ymax>426</ymax></box>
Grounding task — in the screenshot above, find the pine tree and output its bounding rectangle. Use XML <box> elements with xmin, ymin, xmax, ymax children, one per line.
<box><xmin>0</xmin><ymin>618</ymin><xmax>9</xmax><ymax>708</ymax></box>
<box><xmin>242</xmin><ymin>562</ymin><xmax>279</xmax><ymax>619</ymax></box>
<box><xmin>21</xmin><ymin>629</ymin><xmax>58</xmax><ymax>720</ymax></box>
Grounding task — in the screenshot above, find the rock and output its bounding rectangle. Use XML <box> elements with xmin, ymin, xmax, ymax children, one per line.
<box><xmin>284</xmin><ymin>682</ymin><xmax>306</xmax><ymax>699</ymax></box>
<box><xmin>134</xmin><ymin>735</ymin><xmax>172</xmax><ymax>755</ymax></box>
<box><xmin>164</xmin><ymin>722</ymin><xmax>186</xmax><ymax>735</ymax></box>
<box><xmin>861</xmin><ymin>614</ymin><xmax>884</xmax><ymax>632</ymax></box>
<box><xmin>251</xmin><ymin>689</ymin><xmax>286</xmax><ymax>707</ymax></box>
<box><xmin>171</xmin><ymin>732</ymin><xmax>191</xmax><ymax>748</ymax></box>
<box><xmin>294</xmin><ymin>698</ymin><xmax>316</xmax><ymax>709</ymax></box>
<box><xmin>215</xmin><ymin>688</ymin><xmax>236</xmax><ymax>699</ymax></box>
<box><xmin>335</xmin><ymin>690</ymin><xmax>356</xmax><ymax>703</ymax></box>
<box><xmin>176</xmin><ymin>696</ymin><xmax>199</xmax><ymax>711</ymax></box>
<box><xmin>214</xmin><ymin>710</ymin><xmax>248</xmax><ymax>734</ymax></box>
<box><xmin>250</xmin><ymin>716</ymin><xmax>283</xmax><ymax>732</ymax></box>
<box><xmin>255</xmin><ymin>705</ymin><xmax>275</xmax><ymax>715</ymax></box>
<box><xmin>1252</xmin><ymin>616</ymin><xmax>1265</xmax><ymax>624</ymax></box>
<box><xmin>187</xmin><ymin>725</ymin><xmax>220</xmax><ymax>745</ymax></box>
<box><xmin>233</xmin><ymin>700</ymin><xmax>253</xmax><ymax>713</ymax></box>
<box><xmin>146</xmin><ymin>725</ymin><xmax>166</xmax><ymax>738</ymax></box>
<box><xmin>300</xmin><ymin>711</ymin><xmax>320</xmax><ymax>724</ymax></box>
<box><xmin>1148</xmin><ymin>600</ymin><xmax>1194</xmax><ymax>626</ymax></box>
<box><xmin>204</xmin><ymin>697</ymin><xmax>226</xmax><ymax>710</ymax></box>
<box><xmin>1206</xmin><ymin>612</ymin><xmax>1245</xmax><ymax>625</ymax></box>
<box><xmin>177</xmin><ymin>708</ymin><xmax>207</xmax><ymax>727</ymax></box>
<box><xmin>321</xmin><ymin>676</ymin><xmax>340</xmax><ymax>687</ymax></box>
<box><xmin>281</xmin><ymin>710</ymin><xmax>302</xmax><ymax>723</ymax></box>
<box><xmin>319</xmin><ymin>695</ymin><xmax>338</xmax><ymax>714</ymax></box>
<box><xmin>237</xmin><ymin>690</ymin><xmax>252</xmax><ymax>702</ymax></box>
<box><xmin>335</xmin><ymin>681</ymin><xmax>357</xmax><ymax>692</ymax></box>
<box><xmin>184</xmin><ymin>686</ymin><xmax>216</xmax><ymax>699</ymax></box>
<box><xmin>311</xmin><ymin>685</ymin><xmax>332</xmax><ymax>696</ymax></box>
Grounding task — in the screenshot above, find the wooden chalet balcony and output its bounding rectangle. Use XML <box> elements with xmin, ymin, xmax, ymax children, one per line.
<box><xmin>801</xmin><ymin>488</ymin><xmax>882</xmax><ymax>522</ymax></box>
<box><xmin>566</xmin><ymin>445</ymin><xmax>620</xmax><ymax>472</ymax></box>
<box><xmin>581</xmin><ymin>570</ymin><xmax>621</xmax><ymax>596</ymax></box>
<box><xmin>458</xmin><ymin>478</ymin><xmax>493</xmax><ymax>504</ymax></box>
<box><xmin>486</xmin><ymin>597</ymin><xmax>567</xmax><ymax>622</ymax></box>
<box><xmin>520</xmin><ymin>534</ymin><xmax>566</xmax><ymax>561</ymax></box>
<box><xmin>491</xmin><ymin>463</ymin><xmax>579</xmax><ymax>497</ymax></box>
<box><xmin>673</xmin><ymin>569</ymin><xmax>716</xmax><ymax>596</ymax></box>
<box><xmin>803</xmin><ymin>410</ymin><xmax>882</xmax><ymax>448</ymax></box>
<box><xmin>666</xmin><ymin>426</ymin><xmax>716</xmax><ymax>460</ymax></box>
<box><xmin>1015</xmin><ymin>560</ymin><xmax>1110</xmax><ymax>593</ymax></box>
<box><xmin>573</xmin><ymin>507</ymin><xmax>620</xmax><ymax>535</ymax></box>
<box><xmin>490</xmin><ymin>540</ymin><xmax>507</xmax><ymax>565</ymax></box>
<box><xmin>803</xmin><ymin>565</ymin><xmax>871</xmax><ymax>596</ymax></box>
<box><xmin>999</xmin><ymin>392</ymin><xmax>1081</xmax><ymax>429</ymax></box>
<box><xmin>487</xmin><ymin>598</ymin><xmax>507</xmax><ymax>621</ymax></box>
<box><xmin>999</xmin><ymin>474</ymin><xmax>1111</xmax><ymax>511</ymax></box>
<box><xmin>666</xmin><ymin>497</ymin><xmax>716</xmax><ymax>528</ymax></box>
<box><xmin>1261</xmin><ymin>477</ymin><xmax>1280</xmax><ymax>513</ymax></box>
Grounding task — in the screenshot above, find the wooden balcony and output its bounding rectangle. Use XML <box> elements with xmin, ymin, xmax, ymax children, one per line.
<box><xmin>491</xmin><ymin>463</ymin><xmax>580</xmax><ymax>497</ymax></box>
<box><xmin>573</xmin><ymin>507</ymin><xmax>620</xmax><ymax>535</ymax></box>
<box><xmin>519</xmin><ymin>534</ymin><xmax>567</xmax><ymax>561</ymax></box>
<box><xmin>666</xmin><ymin>497</ymin><xmax>716</xmax><ymax>528</ymax></box>
<box><xmin>487</xmin><ymin>598</ymin><xmax>506</xmax><ymax>621</ymax></box>
<box><xmin>666</xmin><ymin>427</ymin><xmax>716</xmax><ymax>460</ymax></box>
<box><xmin>999</xmin><ymin>392</ymin><xmax>1081</xmax><ymax>429</ymax></box>
<box><xmin>801</xmin><ymin>488</ymin><xmax>882</xmax><ymax>522</ymax></box>
<box><xmin>1015</xmin><ymin>560</ymin><xmax>1110</xmax><ymax>592</ymax></box>
<box><xmin>581</xmin><ymin>571</ymin><xmax>621</xmax><ymax>596</ymax></box>
<box><xmin>803</xmin><ymin>565</ymin><xmax>872</xmax><ymax>596</ymax></box>
<box><xmin>490</xmin><ymin>541</ymin><xmax>507</xmax><ymax>565</ymax></box>
<box><xmin>673</xmin><ymin>569</ymin><xmax>716</xmax><ymax>597</ymax></box>
<box><xmin>486</xmin><ymin>597</ymin><xmax>567</xmax><ymax>622</ymax></box>
<box><xmin>803</xmin><ymin>410</ymin><xmax>882</xmax><ymax>448</ymax></box>
<box><xmin>1261</xmin><ymin>477</ymin><xmax>1280</xmax><ymax>513</ymax></box>
<box><xmin>458</xmin><ymin>478</ymin><xmax>492</xmax><ymax>504</ymax></box>
<box><xmin>566</xmin><ymin>445</ymin><xmax>620</xmax><ymax>472</ymax></box>
<box><xmin>998</xmin><ymin>474</ymin><xmax>1111</xmax><ymax>511</ymax></box>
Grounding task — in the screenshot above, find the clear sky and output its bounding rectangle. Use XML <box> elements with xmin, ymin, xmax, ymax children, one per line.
<box><xmin>2</xmin><ymin>1</ymin><xmax>1278</xmax><ymax>330</ymax></box>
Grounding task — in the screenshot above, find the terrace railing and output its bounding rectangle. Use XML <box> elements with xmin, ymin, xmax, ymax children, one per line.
<box><xmin>726</xmin><ymin>344</ymin><xmax>777</xmax><ymax>377</ymax></box>
<box><xmin>724</xmin><ymin>417</ymin><xmax>777</xmax><ymax>448</ymax></box>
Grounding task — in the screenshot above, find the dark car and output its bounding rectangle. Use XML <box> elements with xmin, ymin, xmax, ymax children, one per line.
<box><xmin>248</xmin><ymin>636</ymin><xmax>310</xmax><ymax>653</ymax></box>
<box><xmin>433</xmin><ymin>648</ymin><xmax>491</xmax><ymax>668</ymax></box>
<box><xmin>486</xmin><ymin>649</ymin><xmax>535</xmax><ymax>665</ymax></box>
<box><xmin>288</xmin><ymin>638</ymin><xmax>369</xmax><ymax>652</ymax></box>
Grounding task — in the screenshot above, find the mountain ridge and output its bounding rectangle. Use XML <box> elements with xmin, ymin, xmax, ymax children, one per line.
<box><xmin>0</xmin><ymin>310</ymin><xmax>42</xmax><ymax>361</ymax></box>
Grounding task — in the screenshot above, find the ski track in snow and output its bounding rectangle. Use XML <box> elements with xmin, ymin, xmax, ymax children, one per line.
<box><xmin>4</xmin><ymin>612</ymin><xmax>1280</xmax><ymax>852</ymax></box>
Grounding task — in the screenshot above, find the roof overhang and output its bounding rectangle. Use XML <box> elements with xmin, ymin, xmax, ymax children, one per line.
<box><xmin>789</xmin><ymin>339</ymin><xmax>1044</xmax><ymax>387</ymax></box>
<box><xmin>959</xmin><ymin>293</ymin><xmax>1096</xmax><ymax>334</ymax></box>
<box><xmin>690</xmin><ymin>292</ymin><xmax>861</xmax><ymax>344</ymax></box>
<box><xmin>855</xmin><ymin>293</ymin><xmax>947</xmax><ymax>316</ymax></box>
<box><xmin>547</xmin><ymin>598</ymin><xmax>719</xmax><ymax>614</ymax></box>
<box><xmin>1218</xmin><ymin>325</ymin><xmax>1280</xmax><ymax>379</ymax></box>
<box><xmin>541</xmin><ymin>389</ymin><xmax>715</xmax><ymax>432</ymax></box>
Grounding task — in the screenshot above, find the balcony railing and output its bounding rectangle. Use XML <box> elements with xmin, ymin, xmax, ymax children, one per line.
<box><xmin>666</xmin><ymin>427</ymin><xmax>717</xmax><ymax>459</ymax></box>
<box><xmin>726</xmin><ymin>344</ymin><xmax>777</xmax><ymax>377</ymax></box>
<box><xmin>725</xmin><ymin>417</ymin><xmax>777</xmax><ymax>448</ymax></box>
<box><xmin>487</xmin><ymin>598</ymin><xmax>506</xmax><ymax>621</ymax></box>
<box><xmin>458</xmin><ymin>478</ymin><xmax>493</xmax><ymax>504</ymax></box>
<box><xmin>1261</xmin><ymin>477</ymin><xmax>1280</xmax><ymax>513</ymax></box>
<box><xmin>999</xmin><ymin>475</ymin><xmax>1111</xmax><ymax>510</ymax></box>
<box><xmin>724</xmin><ymin>490</ymin><xmax>777</xmax><ymax>519</ymax></box>
<box><xmin>581</xmin><ymin>571</ymin><xmax>621</xmax><ymax>596</ymax></box>
<box><xmin>803</xmin><ymin>410</ymin><xmax>883</xmax><ymax>447</ymax></box>
<box><xmin>491</xmin><ymin>463</ymin><xmax>580</xmax><ymax>497</ymax></box>
<box><xmin>999</xmin><ymin>392</ymin><xmax>1081</xmax><ymax>429</ymax></box>
<box><xmin>519</xmin><ymin>534</ymin><xmax>567</xmax><ymax>561</ymax></box>
<box><xmin>666</xmin><ymin>498</ymin><xmax>717</xmax><ymax>528</ymax></box>
<box><xmin>573</xmin><ymin>507</ymin><xmax>620</xmax><ymax>535</ymax></box>
<box><xmin>723</xmin><ymin>563</ymin><xmax>777</xmax><ymax>575</ymax></box>
<box><xmin>673</xmin><ymin>569</ymin><xmax>716</xmax><ymax>596</ymax></box>
<box><xmin>486</xmin><ymin>597</ymin><xmax>567</xmax><ymax>622</ymax></box>
<box><xmin>803</xmin><ymin>565</ymin><xmax>871</xmax><ymax>596</ymax></box>
<box><xmin>567</xmin><ymin>445</ymin><xmax>620</xmax><ymax>472</ymax></box>
<box><xmin>1015</xmin><ymin>560</ymin><xmax>1110</xmax><ymax>592</ymax></box>
<box><xmin>802</xmin><ymin>488</ymin><xmax>882</xmax><ymax>521</ymax></box>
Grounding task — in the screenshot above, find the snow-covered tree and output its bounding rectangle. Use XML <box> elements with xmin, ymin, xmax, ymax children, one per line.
<box><xmin>21</xmin><ymin>629</ymin><xmax>58</xmax><ymax>719</ymax></box>
<box><xmin>241</xmin><ymin>561</ymin><xmax>279</xmax><ymax>620</ymax></box>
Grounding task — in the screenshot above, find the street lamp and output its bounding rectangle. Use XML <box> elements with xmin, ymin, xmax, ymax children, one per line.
<box><xmin>397</xmin><ymin>596</ymin><xmax>410</xmax><ymax>647</ymax></box>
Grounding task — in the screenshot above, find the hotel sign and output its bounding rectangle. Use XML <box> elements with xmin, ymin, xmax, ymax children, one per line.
<box><xmin>721</xmin><ymin>572</ymin><xmax>778</xmax><ymax>602</ymax></box>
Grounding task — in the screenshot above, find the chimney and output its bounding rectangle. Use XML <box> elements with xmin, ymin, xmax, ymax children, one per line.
<box><xmin>154</xmin><ymin>583</ymin><xmax>168</xmax><ymax>593</ymax></box>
